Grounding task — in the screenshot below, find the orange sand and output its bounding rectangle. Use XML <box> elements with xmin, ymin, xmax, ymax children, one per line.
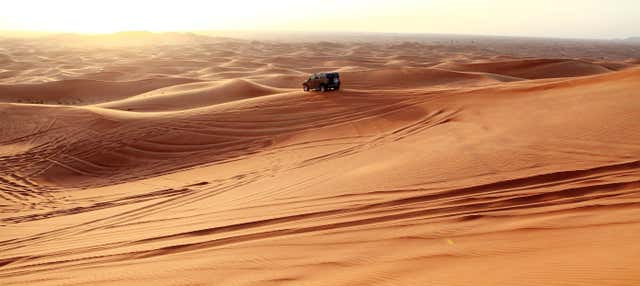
<box><xmin>1</xmin><ymin>33</ymin><xmax>639</xmax><ymax>285</ymax></box>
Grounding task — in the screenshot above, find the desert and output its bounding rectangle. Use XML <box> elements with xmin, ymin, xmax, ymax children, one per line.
<box><xmin>1</xmin><ymin>31</ymin><xmax>639</xmax><ymax>285</ymax></box>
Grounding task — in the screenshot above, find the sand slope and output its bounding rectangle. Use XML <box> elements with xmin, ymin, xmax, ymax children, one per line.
<box><xmin>95</xmin><ymin>79</ymin><xmax>288</xmax><ymax>111</ymax></box>
<box><xmin>0</xmin><ymin>35</ymin><xmax>639</xmax><ymax>286</ymax></box>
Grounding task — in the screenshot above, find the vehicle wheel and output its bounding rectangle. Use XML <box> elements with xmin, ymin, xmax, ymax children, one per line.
<box><xmin>320</xmin><ymin>85</ymin><xmax>326</xmax><ymax>93</ymax></box>
<box><xmin>303</xmin><ymin>85</ymin><xmax>309</xmax><ymax>91</ymax></box>
<box><xmin>335</xmin><ymin>85</ymin><xmax>340</xmax><ymax>91</ymax></box>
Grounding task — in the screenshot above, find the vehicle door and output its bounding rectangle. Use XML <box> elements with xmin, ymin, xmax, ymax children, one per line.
<box><xmin>311</xmin><ymin>73</ymin><xmax>320</xmax><ymax>89</ymax></box>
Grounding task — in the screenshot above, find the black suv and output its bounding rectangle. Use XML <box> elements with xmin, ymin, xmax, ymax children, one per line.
<box><xmin>303</xmin><ymin>72</ymin><xmax>340</xmax><ymax>92</ymax></box>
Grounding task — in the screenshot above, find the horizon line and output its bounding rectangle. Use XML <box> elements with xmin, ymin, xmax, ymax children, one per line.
<box><xmin>1</xmin><ymin>29</ymin><xmax>636</xmax><ymax>41</ymax></box>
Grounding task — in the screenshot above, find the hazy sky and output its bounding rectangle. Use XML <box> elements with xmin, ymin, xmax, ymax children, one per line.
<box><xmin>0</xmin><ymin>0</ymin><xmax>638</xmax><ymax>39</ymax></box>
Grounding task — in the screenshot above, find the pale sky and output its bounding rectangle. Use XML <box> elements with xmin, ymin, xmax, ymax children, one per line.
<box><xmin>0</xmin><ymin>0</ymin><xmax>638</xmax><ymax>39</ymax></box>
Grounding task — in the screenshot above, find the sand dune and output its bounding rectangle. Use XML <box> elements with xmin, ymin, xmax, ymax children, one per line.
<box><xmin>0</xmin><ymin>77</ymin><xmax>197</xmax><ymax>105</ymax></box>
<box><xmin>0</xmin><ymin>34</ymin><xmax>639</xmax><ymax>286</ymax></box>
<box><xmin>434</xmin><ymin>58</ymin><xmax>614</xmax><ymax>79</ymax></box>
<box><xmin>342</xmin><ymin>67</ymin><xmax>521</xmax><ymax>89</ymax></box>
<box><xmin>0</xmin><ymin>54</ymin><xmax>13</xmax><ymax>65</ymax></box>
<box><xmin>96</xmin><ymin>79</ymin><xmax>289</xmax><ymax>111</ymax></box>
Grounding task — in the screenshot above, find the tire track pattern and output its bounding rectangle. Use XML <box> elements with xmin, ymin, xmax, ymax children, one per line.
<box><xmin>0</xmin><ymin>160</ymin><xmax>638</xmax><ymax>277</ymax></box>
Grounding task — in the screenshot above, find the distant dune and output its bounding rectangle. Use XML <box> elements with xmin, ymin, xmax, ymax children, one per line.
<box><xmin>625</xmin><ymin>37</ymin><xmax>640</xmax><ymax>42</ymax></box>
<box><xmin>434</xmin><ymin>58</ymin><xmax>613</xmax><ymax>79</ymax></box>
<box><xmin>0</xmin><ymin>34</ymin><xmax>639</xmax><ymax>286</ymax></box>
<box><xmin>0</xmin><ymin>77</ymin><xmax>198</xmax><ymax>105</ymax></box>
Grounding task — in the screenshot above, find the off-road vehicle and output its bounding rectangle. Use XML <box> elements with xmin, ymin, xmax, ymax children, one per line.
<box><xmin>303</xmin><ymin>72</ymin><xmax>340</xmax><ymax>92</ymax></box>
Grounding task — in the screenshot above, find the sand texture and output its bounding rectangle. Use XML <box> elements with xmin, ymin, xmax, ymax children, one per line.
<box><xmin>1</xmin><ymin>34</ymin><xmax>640</xmax><ymax>285</ymax></box>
